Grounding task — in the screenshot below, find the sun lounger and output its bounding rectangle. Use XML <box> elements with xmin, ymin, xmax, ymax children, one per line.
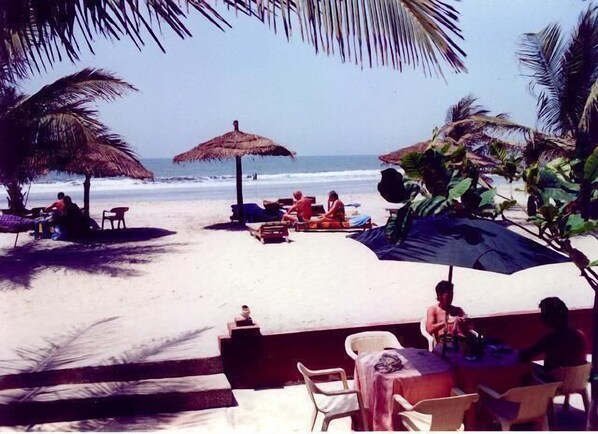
<box><xmin>295</xmin><ymin>215</ymin><xmax>372</xmax><ymax>232</ymax></box>
<box><xmin>246</xmin><ymin>222</ymin><xmax>290</xmax><ymax>243</ymax></box>
<box><xmin>0</xmin><ymin>214</ymin><xmax>35</xmax><ymax>233</ymax></box>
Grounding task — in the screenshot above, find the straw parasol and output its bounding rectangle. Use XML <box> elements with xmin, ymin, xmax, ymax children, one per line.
<box><xmin>173</xmin><ymin>120</ymin><xmax>295</xmax><ymax>222</ymax></box>
<box><xmin>61</xmin><ymin>142</ymin><xmax>153</xmax><ymax>217</ymax></box>
<box><xmin>379</xmin><ymin>141</ymin><xmax>497</xmax><ymax>170</ymax></box>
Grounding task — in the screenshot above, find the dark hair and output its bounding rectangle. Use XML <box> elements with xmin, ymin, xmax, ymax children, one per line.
<box><xmin>435</xmin><ymin>280</ymin><xmax>454</xmax><ymax>297</ymax></box>
<box><xmin>328</xmin><ymin>190</ymin><xmax>338</xmax><ymax>200</ymax></box>
<box><xmin>63</xmin><ymin>195</ymin><xmax>72</xmax><ymax>205</ymax></box>
<box><xmin>539</xmin><ymin>297</ymin><xmax>568</xmax><ymax>327</ymax></box>
<box><xmin>57</xmin><ymin>192</ymin><xmax>65</xmax><ymax>199</ymax></box>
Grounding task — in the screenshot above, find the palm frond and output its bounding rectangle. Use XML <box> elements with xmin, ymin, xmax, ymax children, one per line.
<box><xmin>0</xmin><ymin>0</ymin><xmax>466</xmax><ymax>76</ymax></box>
<box><xmin>558</xmin><ymin>6</ymin><xmax>598</xmax><ymax>136</ymax></box>
<box><xmin>518</xmin><ymin>22</ymin><xmax>565</xmax><ymax>133</ymax></box>
<box><xmin>13</xmin><ymin>69</ymin><xmax>137</xmax><ymax>114</ymax></box>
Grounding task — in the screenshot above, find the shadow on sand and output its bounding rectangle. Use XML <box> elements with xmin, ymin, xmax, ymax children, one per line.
<box><xmin>0</xmin><ymin>227</ymin><xmax>180</xmax><ymax>289</ymax></box>
<box><xmin>203</xmin><ymin>222</ymin><xmax>247</xmax><ymax>232</ymax></box>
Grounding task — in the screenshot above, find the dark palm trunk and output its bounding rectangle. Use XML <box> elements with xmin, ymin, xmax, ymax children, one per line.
<box><xmin>4</xmin><ymin>180</ymin><xmax>26</xmax><ymax>214</ymax></box>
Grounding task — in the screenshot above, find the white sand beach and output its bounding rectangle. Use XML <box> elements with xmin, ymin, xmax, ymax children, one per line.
<box><xmin>0</xmin><ymin>186</ymin><xmax>596</xmax><ymax>369</ymax></box>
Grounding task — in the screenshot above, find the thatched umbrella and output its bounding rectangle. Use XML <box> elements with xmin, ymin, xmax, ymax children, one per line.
<box><xmin>173</xmin><ymin>120</ymin><xmax>295</xmax><ymax>222</ymax></box>
<box><xmin>62</xmin><ymin>143</ymin><xmax>153</xmax><ymax>218</ymax></box>
<box><xmin>379</xmin><ymin>140</ymin><xmax>497</xmax><ymax>169</ymax></box>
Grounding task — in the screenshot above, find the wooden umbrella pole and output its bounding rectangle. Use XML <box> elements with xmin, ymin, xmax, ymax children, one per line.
<box><xmin>235</xmin><ymin>156</ymin><xmax>244</xmax><ymax>223</ymax></box>
<box><xmin>448</xmin><ymin>265</ymin><xmax>453</xmax><ymax>283</ymax></box>
<box><xmin>83</xmin><ymin>174</ymin><xmax>91</xmax><ymax>218</ymax></box>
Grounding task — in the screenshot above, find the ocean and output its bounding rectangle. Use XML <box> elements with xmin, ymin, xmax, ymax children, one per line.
<box><xmin>24</xmin><ymin>155</ymin><xmax>391</xmax><ymax>204</ymax></box>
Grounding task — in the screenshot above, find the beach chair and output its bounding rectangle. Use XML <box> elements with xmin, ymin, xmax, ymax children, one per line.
<box><xmin>246</xmin><ymin>222</ymin><xmax>289</xmax><ymax>243</ymax></box>
<box><xmin>102</xmin><ymin>207</ymin><xmax>129</xmax><ymax>230</ymax></box>
<box><xmin>420</xmin><ymin>318</ymin><xmax>436</xmax><ymax>351</ymax></box>
<box><xmin>539</xmin><ymin>363</ymin><xmax>591</xmax><ymax>427</ymax></box>
<box><xmin>477</xmin><ymin>381</ymin><xmax>562</xmax><ymax>430</ymax></box>
<box><xmin>394</xmin><ymin>388</ymin><xmax>479</xmax><ymax>431</ymax></box>
<box><xmin>344</xmin><ymin>331</ymin><xmax>403</xmax><ymax>360</ymax></box>
<box><xmin>297</xmin><ymin>362</ymin><xmax>369</xmax><ymax>431</ymax></box>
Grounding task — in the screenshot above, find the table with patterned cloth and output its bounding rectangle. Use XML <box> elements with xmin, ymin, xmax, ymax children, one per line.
<box><xmin>434</xmin><ymin>344</ymin><xmax>532</xmax><ymax>429</ymax></box>
<box><xmin>354</xmin><ymin>347</ymin><xmax>455</xmax><ymax>431</ymax></box>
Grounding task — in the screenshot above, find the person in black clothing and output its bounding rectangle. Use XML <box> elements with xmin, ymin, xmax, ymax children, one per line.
<box><xmin>519</xmin><ymin>297</ymin><xmax>587</xmax><ymax>376</ymax></box>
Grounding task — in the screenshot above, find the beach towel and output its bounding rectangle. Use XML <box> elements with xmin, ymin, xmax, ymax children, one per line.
<box><xmin>296</xmin><ymin>215</ymin><xmax>372</xmax><ymax>232</ymax></box>
<box><xmin>231</xmin><ymin>203</ymin><xmax>284</xmax><ymax>223</ymax></box>
<box><xmin>0</xmin><ymin>214</ymin><xmax>35</xmax><ymax>233</ymax></box>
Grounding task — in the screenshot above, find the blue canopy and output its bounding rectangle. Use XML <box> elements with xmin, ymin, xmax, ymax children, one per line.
<box><xmin>350</xmin><ymin>216</ymin><xmax>569</xmax><ymax>275</ymax></box>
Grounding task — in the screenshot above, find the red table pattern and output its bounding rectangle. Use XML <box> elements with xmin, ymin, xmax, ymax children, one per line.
<box><xmin>354</xmin><ymin>348</ymin><xmax>455</xmax><ymax>431</ymax></box>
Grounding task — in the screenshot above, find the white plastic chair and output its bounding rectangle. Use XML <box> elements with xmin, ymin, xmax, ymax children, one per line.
<box><xmin>538</xmin><ymin>362</ymin><xmax>592</xmax><ymax>428</ymax></box>
<box><xmin>297</xmin><ymin>362</ymin><xmax>369</xmax><ymax>431</ymax></box>
<box><xmin>394</xmin><ymin>388</ymin><xmax>479</xmax><ymax>431</ymax></box>
<box><xmin>344</xmin><ymin>331</ymin><xmax>403</xmax><ymax>360</ymax></box>
<box><xmin>420</xmin><ymin>318</ymin><xmax>436</xmax><ymax>352</ymax></box>
<box><xmin>478</xmin><ymin>381</ymin><xmax>562</xmax><ymax>430</ymax></box>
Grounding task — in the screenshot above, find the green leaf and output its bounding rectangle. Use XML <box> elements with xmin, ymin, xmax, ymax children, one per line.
<box><xmin>541</xmin><ymin>188</ymin><xmax>578</xmax><ymax>204</ymax></box>
<box><xmin>588</xmin><ymin>260</ymin><xmax>598</xmax><ymax>268</ymax></box>
<box><xmin>412</xmin><ymin>196</ymin><xmax>449</xmax><ymax>216</ymax></box>
<box><xmin>401</xmin><ymin>152</ymin><xmax>426</xmax><ymax>179</ymax></box>
<box><xmin>583</xmin><ymin>146</ymin><xmax>598</xmax><ymax>181</ymax></box>
<box><xmin>564</xmin><ymin>215</ymin><xmax>598</xmax><ymax>236</ymax></box>
<box><xmin>447</xmin><ymin>178</ymin><xmax>472</xmax><ymax>201</ymax></box>
<box><xmin>479</xmin><ymin>189</ymin><xmax>497</xmax><ymax>207</ymax></box>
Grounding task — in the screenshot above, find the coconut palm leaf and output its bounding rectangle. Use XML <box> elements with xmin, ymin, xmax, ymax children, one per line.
<box><xmin>557</xmin><ymin>6</ymin><xmax>598</xmax><ymax>136</ymax></box>
<box><xmin>0</xmin><ymin>0</ymin><xmax>466</xmax><ymax>76</ymax></box>
<box><xmin>519</xmin><ymin>7</ymin><xmax>598</xmax><ymax>137</ymax></box>
<box><xmin>0</xmin><ymin>68</ymin><xmax>137</xmax><ymax>186</ymax></box>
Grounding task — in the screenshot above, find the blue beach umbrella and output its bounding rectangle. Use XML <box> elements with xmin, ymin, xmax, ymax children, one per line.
<box><xmin>350</xmin><ymin>216</ymin><xmax>570</xmax><ymax>281</ymax></box>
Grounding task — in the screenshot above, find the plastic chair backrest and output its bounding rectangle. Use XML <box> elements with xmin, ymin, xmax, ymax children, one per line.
<box><xmin>549</xmin><ymin>363</ymin><xmax>591</xmax><ymax>394</ymax></box>
<box><xmin>110</xmin><ymin>207</ymin><xmax>129</xmax><ymax>217</ymax></box>
<box><xmin>420</xmin><ymin>318</ymin><xmax>436</xmax><ymax>352</ymax></box>
<box><xmin>297</xmin><ymin>362</ymin><xmax>324</xmax><ymax>402</ymax></box>
<box><xmin>412</xmin><ymin>393</ymin><xmax>479</xmax><ymax>431</ymax></box>
<box><xmin>502</xmin><ymin>382</ymin><xmax>562</xmax><ymax>420</ymax></box>
<box><xmin>345</xmin><ymin>331</ymin><xmax>402</xmax><ymax>360</ymax></box>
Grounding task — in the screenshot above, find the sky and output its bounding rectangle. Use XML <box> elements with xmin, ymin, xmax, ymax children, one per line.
<box><xmin>21</xmin><ymin>0</ymin><xmax>589</xmax><ymax>158</ymax></box>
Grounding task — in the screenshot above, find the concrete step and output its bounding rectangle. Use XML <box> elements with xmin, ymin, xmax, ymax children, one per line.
<box><xmin>0</xmin><ymin>373</ymin><xmax>235</xmax><ymax>427</ymax></box>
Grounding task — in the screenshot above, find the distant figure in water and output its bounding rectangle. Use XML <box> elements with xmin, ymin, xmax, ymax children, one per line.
<box><xmin>252</xmin><ymin>173</ymin><xmax>258</xmax><ymax>180</ymax></box>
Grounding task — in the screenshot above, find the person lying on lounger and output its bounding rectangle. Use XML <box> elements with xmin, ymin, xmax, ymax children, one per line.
<box><xmin>311</xmin><ymin>190</ymin><xmax>345</xmax><ymax>223</ymax></box>
<box><xmin>426</xmin><ymin>280</ymin><xmax>473</xmax><ymax>341</ymax></box>
<box><xmin>282</xmin><ymin>190</ymin><xmax>313</xmax><ymax>223</ymax></box>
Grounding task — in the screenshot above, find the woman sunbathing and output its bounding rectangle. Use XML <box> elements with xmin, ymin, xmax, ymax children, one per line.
<box><xmin>312</xmin><ymin>190</ymin><xmax>345</xmax><ymax>223</ymax></box>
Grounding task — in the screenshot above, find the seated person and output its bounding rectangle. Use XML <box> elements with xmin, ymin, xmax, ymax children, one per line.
<box><xmin>34</xmin><ymin>192</ymin><xmax>66</xmax><ymax>239</ymax></box>
<box><xmin>426</xmin><ymin>280</ymin><xmax>472</xmax><ymax>341</ymax></box>
<box><xmin>282</xmin><ymin>190</ymin><xmax>313</xmax><ymax>223</ymax></box>
<box><xmin>44</xmin><ymin>192</ymin><xmax>66</xmax><ymax>217</ymax></box>
<box><xmin>53</xmin><ymin>196</ymin><xmax>88</xmax><ymax>239</ymax></box>
<box><xmin>311</xmin><ymin>190</ymin><xmax>345</xmax><ymax>223</ymax></box>
<box><xmin>519</xmin><ymin>297</ymin><xmax>587</xmax><ymax>376</ymax></box>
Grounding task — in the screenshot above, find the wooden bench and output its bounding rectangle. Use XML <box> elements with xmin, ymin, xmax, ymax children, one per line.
<box><xmin>246</xmin><ymin>222</ymin><xmax>289</xmax><ymax>243</ymax></box>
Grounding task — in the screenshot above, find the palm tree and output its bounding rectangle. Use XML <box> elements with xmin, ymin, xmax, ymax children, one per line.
<box><xmin>0</xmin><ymin>68</ymin><xmax>137</xmax><ymax>212</ymax></box>
<box><xmin>518</xmin><ymin>6</ymin><xmax>598</xmax><ymax>427</ymax></box>
<box><xmin>518</xmin><ymin>5</ymin><xmax>598</xmax><ymax>218</ymax></box>
<box><xmin>0</xmin><ymin>0</ymin><xmax>466</xmax><ymax>82</ymax></box>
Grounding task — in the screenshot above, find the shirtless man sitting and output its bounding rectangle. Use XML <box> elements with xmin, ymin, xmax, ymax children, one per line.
<box><xmin>282</xmin><ymin>191</ymin><xmax>313</xmax><ymax>223</ymax></box>
<box><xmin>426</xmin><ymin>280</ymin><xmax>471</xmax><ymax>341</ymax></box>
